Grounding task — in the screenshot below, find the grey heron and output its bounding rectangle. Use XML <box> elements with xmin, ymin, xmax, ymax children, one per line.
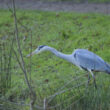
<box><xmin>27</xmin><ymin>45</ymin><xmax>110</xmax><ymax>88</ymax></box>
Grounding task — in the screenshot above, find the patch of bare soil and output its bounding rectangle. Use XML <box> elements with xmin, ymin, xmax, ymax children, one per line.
<box><xmin>0</xmin><ymin>0</ymin><xmax>110</xmax><ymax>14</ymax></box>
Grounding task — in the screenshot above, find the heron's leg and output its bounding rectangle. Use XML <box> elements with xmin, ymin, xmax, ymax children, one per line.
<box><xmin>88</xmin><ymin>69</ymin><xmax>97</xmax><ymax>89</ymax></box>
<box><xmin>85</xmin><ymin>73</ymin><xmax>91</xmax><ymax>94</ymax></box>
<box><xmin>87</xmin><ymin>73</ymin><xmax>90</xmax><ymax>85</ymax></box>
<box><xmin>85</xmin><ymin>73</ymin><xmax>91</xmax><ymax>91</ymax></box>
<box><xmin>85</xmin><ymin>73</ymin><xmax>91</xmax><ymax>89</ymax></box>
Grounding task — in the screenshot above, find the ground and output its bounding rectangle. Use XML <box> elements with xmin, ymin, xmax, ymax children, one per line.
<box><xmin>0</xmin><ymin>0</ymin><xmax>110</xmax><ymax>110</ymax></box>
<box><xmin>0</xmin><ymin>0</ymin><xmax>110</xmax><ymax>14</ymax></box>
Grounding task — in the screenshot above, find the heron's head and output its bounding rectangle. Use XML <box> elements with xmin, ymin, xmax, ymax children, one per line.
<box><xmin>27</xmin><ymin>45</ymin><xmax>47</xmax><ymax>57</ymax></box>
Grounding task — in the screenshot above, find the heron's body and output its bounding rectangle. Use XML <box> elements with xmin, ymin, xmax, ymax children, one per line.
<box><xmin>27</xmin><ymin>45</ymin><xmax>110</xmax><ymax>88</ymax></box>
<box><xmin>72</xmin><ymin>49</ymin><xmax>110</xmax><ymax>73</ymax></box>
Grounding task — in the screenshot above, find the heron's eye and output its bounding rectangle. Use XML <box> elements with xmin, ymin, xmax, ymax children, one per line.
<box><xmin>38</xmin><ymin>46</ymin><xmax>42</xmax><ymax>50</ymax></box>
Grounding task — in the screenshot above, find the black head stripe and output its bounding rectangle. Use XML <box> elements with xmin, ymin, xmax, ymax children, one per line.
<box><xmin>38</xmin><ymin>45</ymin><xmax>46</xmax><ymax>50</ymax></box>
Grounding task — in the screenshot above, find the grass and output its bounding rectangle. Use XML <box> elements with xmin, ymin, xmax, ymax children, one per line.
<box><xmin>0</xmin><ymin>9</ymin><xmax>110</xmax><ymax>110</ymax></box>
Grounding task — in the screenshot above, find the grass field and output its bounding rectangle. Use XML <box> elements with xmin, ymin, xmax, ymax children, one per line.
<box><xmin>0</xmin><ymin>9</ymin><xmax>110</xmax><ymax>110</ymax></box>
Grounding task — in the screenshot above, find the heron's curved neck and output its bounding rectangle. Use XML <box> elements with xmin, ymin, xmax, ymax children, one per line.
<box><xmin>46</xmin><ymin>47</ymin><xmax>73</xmax><ymax>63</ymax></box>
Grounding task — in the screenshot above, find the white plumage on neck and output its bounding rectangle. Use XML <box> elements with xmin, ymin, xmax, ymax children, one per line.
<box><xmin>43</xmin><ymin>46</ymin><xmax>73</xmax><ymax>64</ymax></box>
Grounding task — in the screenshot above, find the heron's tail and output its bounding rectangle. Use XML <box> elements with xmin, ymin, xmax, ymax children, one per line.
<box><xmin>105</xmin><ymin>63</ymin><xmax>110</xmax><ymax>74</ymax></box>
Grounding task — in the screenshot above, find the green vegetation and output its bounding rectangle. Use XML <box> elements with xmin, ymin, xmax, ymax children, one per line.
<box><xmin>0</xmin><ymin>9</ymin><xmax>110</xmax><ymax>110</ymax></box>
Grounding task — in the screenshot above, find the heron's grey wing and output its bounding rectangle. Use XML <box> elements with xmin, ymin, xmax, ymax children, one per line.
<box><xmin>74</xmin><ymin>49</ymin><xmax>107</xmax><ymax>72</ymax></box>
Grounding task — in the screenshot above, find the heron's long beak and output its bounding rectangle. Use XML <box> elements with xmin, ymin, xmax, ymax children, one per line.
<box><xmin>26</xmin><ymin>49</ymin><xmax>39</xmax><ymax>57</ymax></box>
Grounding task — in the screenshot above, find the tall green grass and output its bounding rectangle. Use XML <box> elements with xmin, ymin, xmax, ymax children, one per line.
<box><xmin>0</xmin><ymin>10</ymin><xmax>110</xmax><ymax>109</ymax></box>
